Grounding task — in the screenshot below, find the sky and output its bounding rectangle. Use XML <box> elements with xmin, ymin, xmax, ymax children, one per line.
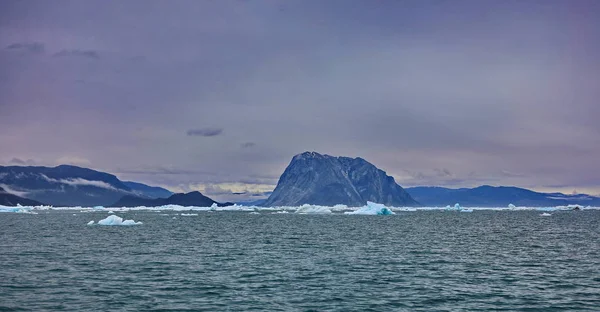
<box><xmin>1</xmin><ymin>0</ymin><xmax>599</xmax><ymax>201</ymax></box>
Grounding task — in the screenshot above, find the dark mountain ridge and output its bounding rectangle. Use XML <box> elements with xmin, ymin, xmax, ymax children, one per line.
<box><xmin>406</xmin><ymin>185</ymin><xmax>600</xmax><ymax>207</ymax></box>
<box><xmin>0</xmin><ymin>165</ymin><xmax>171</xmax><ymax>206</ymax></box>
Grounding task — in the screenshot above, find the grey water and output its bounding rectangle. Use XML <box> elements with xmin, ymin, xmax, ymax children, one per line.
<box><xmin>1</xmin><ymin>210</ymin><xmax>599</xmax><ymax>311</ymax></box>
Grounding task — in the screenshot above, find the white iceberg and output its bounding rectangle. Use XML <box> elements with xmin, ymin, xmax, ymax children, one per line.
<box><xmin>295</xmin><ymin>204</ymin><xmax>332</xmax><ymax>214</ymax></box>
<box><xmin>96</xmin><ymin>215</ymin><xmax>142</xmax><ymax>226</ymax></box>
<box><xmin>180</xmin><ymin>213</ymin><xmax>198</xmax><ymax>216</ymax></box>
<box><xmin>540</xmin><ymin>212</ymin><xmax>552</xmax><ymax>217</ymax></box>
<box><xmin>87</xmin><ymin>220</ymin><xmax>95</xmax><ymax>225</ymax></box>
<box><xmin>345</xmin><ymin>202</ymin><xmax>394</xmax><ymax>215</ymax></box>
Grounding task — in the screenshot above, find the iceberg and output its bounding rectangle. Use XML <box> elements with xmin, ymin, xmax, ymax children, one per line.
<box><xmin>445</xmin><ymin>203</ymin><xmax>462</xmax><ymax>211</ymax></box>
<box><xmin>96</xmin><ymin>215</ymin><xmax>142</xmax><ymax>226</ymax></box>
<box><xmin>295</xmin><ymin>204</ymin><xmax>332</xmax><ymax>214</ymax></box>
<box><xmin>345</xmin><ymin>202</ymin><xmax>395</xmax><ymax>215</ymax></box>
<box><xmin>540</xmin><ymin>212</ymin><xmax>552</xmax><ymax>217</ymax></box>
<box><xmin>460</xmin><ymin>209</ymin><xmax>473</xmax><ymax>213</ymax></box>
<box><xmin>87</xmin><ymin>221</ymin><xmax>94</xmax><ymax>225</ymax></box>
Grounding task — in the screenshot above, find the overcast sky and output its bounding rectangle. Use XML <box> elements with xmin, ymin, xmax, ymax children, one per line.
<box><xmin>1</xmin><ymin>0</ymin><xmax>599</xmax><ymax>201</ymax></box>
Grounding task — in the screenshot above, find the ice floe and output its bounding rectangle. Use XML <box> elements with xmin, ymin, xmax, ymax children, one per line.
<box><xmin>93</xmin><ymin>215</ymin><xmax>142</xmax><ymax>226</ymax></box>
<box><xmin>345</xmin><ymin>202</ymin><xmax>394</xmax><ymax>215</ymax></box>
<box><xmin>295</xmin><ymin>204</ymin><xmax>332</xmax><ymax>214</ymax></box>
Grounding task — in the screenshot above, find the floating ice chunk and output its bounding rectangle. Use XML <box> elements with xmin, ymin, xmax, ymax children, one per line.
<box><xmin>508</xmin><ymin>204</ymin><xmax>516</xmax><ymax>209</ymax></box>
<box><xmin>295</xmin><ymin>204</ymin><xmax>332</xmax><ymax>214</ymax></box>
<box><xmin>93</xmin><ymin>206</ymin><xmax>105</xmax><ymax>209</ymax></box>
<box><xmin>460</xmin><ymin>209</ymin><xmax>473</xmax><ymax>213</ymax></box>
<box><xmin>108</xmin><ymin>211</ymin><xmax>114</xmax><ymax>214</ymax></box>
<box><xmin>345</xmin><ymin>202</ymin><xmax>394</xmax><ymax>215</ymax></box>
<box><xmin>445</xmin><ymin>203</ymin><xmax>462</xmax><ymax>211</ymax></box>
<box><xmin>87</xmin><ymin>221</ymin><xmax>95</xmax><ymax>225</ymax></box>
<box><xmin>249</xmin><ymin>211</ymin><xmax>260</xmax><ymax>215</ymax></box>
<box><xmin>540</xmin><ymin>212</ymin><xmax>552</xmax><ymax>217</ymax></box>
<box><xmin>180</xmin><ymin>213</ymin><xmax>198</xmax><ymax>216</ymax></box>
<box><xmin>96</xmin><ymin>215</ymin><xmax>142</xmax><ymax>226</ymax></box>
<box><xmin>537</xmin><ymin>207</ymin><xmax>556</xmax><ymax>212</ymax></box>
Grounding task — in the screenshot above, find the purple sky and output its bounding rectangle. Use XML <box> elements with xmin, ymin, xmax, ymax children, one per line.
<box><xmin>1</xmin><ymin>0</ymin><xmax>599</xmax><ymax>201</ymax></box>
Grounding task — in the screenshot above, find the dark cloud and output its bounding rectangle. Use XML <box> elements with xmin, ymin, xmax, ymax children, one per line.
<box><xmin>5</xmin><ymin>42</ymin><xmax>45</xmax><ymax>54</ymax></box>
<box><xmin>241</xmin><ymin>142</ymin><xmax>256</xmax><ymax>148</ymax></box>
<box><xmin>186</xmin><ymin>128</ymin><xmax>223</xmax><ymax>137</ymax></box>
<box><xmin>7</xmin><ymin>158</ymin><xmax>35</xmax><ymax>165</ymax></box>
<box><xmin>53</xmin><ymin>49</ymin><xmax>100</xmax><ymax>59</ymax></box>
<box><xmin>9</xmin><ymin>158</ymin><xmax>27</xmax><ymax>165</ymax></box>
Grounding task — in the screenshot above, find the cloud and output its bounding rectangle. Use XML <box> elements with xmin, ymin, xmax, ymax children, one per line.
<box><xmin>56</xmin><ymin>156</ymin><xmax>91</xmax><ymax>166</ymax></box>
<box><xmin>39</xmin><ymin>174</ymin><xmax>118</xmax><ymax>191</ymax></box>
<box><xmin>6</xmin><ymin>158</ymin><xmax>36</xmax><ymax>166</ymax></box>
<box><xmin>0</xmin><ymin>184</ymin><xmax>30</xmax><ymax>197</ymax></box>
<box><xmin>186</xmin><ymin>128</ymin><xmax>223</xmax><ymax>137</ymax></box>
<box><xmin>241</xmin><ymin>142</ymin><xmax>256</xmax><ymax>148</ymax></box>
<box><xmin>5</xmin><ymin>42</ymin><xmax>45</xmax><ymax>54</ymax></box>
<box><xmin>116</xmin><ymin>166</ymin><xmax>215</xmax><ymax>175</ymax></box>
<box><xmin>53</xmin><ymin>49</ymin><xmax>100</xmax><ymax>59</ymax></box>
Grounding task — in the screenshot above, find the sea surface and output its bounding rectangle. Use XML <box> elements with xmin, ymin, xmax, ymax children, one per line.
<box><xmin>1</xmin><ymin>210</ymin><xmax>599</xmax><ymax>311</ymax></box>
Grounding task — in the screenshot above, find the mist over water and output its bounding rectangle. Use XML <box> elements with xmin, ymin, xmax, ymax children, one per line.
<box><xmin>1</xmin><ymin>210</ymin><xmax>599</xmax><ymax>311</ymax></box>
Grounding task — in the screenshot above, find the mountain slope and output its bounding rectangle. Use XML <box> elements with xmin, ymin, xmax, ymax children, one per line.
<box><xmin>0</xmin><ymin>165</ymin><xmax>169</xmax><ymax>206</ymax></box>
<box><xmin>0</xmin><ymin>186</ymin><xmax>45</xmax><ymax>206</ymax></box>
<box><xmin>123</xmin><ymin>181</ymin><xmax>172</xmax><ymax>199</ymax></box>
<box><xmin>406</xmin><ymin>185</ymin><xmax>600</xmax><ymax>207</ymax></box>
<box><xmin>264</xmin><ymin>152</ymin><xmax>419</xmax><ymax>207</ymax></box>
<box><xmin>111</xmin><ymin>191</ymin><xmax>232</xmax><ymax>207</ymax></box>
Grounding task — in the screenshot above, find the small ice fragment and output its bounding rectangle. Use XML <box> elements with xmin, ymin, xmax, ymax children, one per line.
<box><xmin>108</xmin><ymin>211</ymin><xmax>114</xmax><ymax>214</ymax></box>
<box><xmin>87</xmin><ymin>221</ymin><xmax>94</xmax><ymax>225</ymax></box>
<box><xmin>540</xmin><ymin>212</ymin><xmax>552</xmax><ymax>217</ymax></box>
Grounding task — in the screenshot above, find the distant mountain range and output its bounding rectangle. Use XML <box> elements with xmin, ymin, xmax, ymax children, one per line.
<box><xmin>0</xmin><ymin>186</ymin><xmax>44</xmax><ymax>206</ymax></box>
<box><xmin>2</xmin><ymin>162</ymin><xmax>599</xmax><ymax>208</ymax></box>
<box><xmin>406</xmin><ymin>186</ymin><xmax>600</xmax><ymax>207</ymax></box>
<box><xmin>112</xmin><ymin>191</ymin><xmax>233</xmax><ymax>208</ymax></box>
<box><xmin>264</xmin><ymin>152</ymin><xmax>419</xmax><ymax>207</ymax></box>
<box><xmin>0</xmin><ymin>165</ymin><xmax>172</xmax><ymax>206</ymax></box>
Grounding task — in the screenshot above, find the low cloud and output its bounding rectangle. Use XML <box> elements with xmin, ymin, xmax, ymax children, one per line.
<box><xmin>40</xmin><ymin>174</ymin><xmax>118</xmax><ymax>191</ymax></box>
<box><xmin>186</xmin><ymin>128</ymin><xmax>223</xmax><ymax>137</ymax></box>
<box><xmin>53</xmin><ymin>49</ymin><xmax>100</xmax><ymax>59</ymax></box>
<box><xmin>116</xmin><ymin>166</ymin><xmax>215</xmax><ymax>176</ymax></box>
<box><xmin>0</xmin><ymin>184</ymin><xmax>30</xmax><ymax>197</ymax></box>
<box><xmin>241</xmin><ymin>142</ymin><xmax>256</xmax><ymax>148</ymax></box>
<box><xmin>5</xmin><ymin>42</ymin><xmax>45</xmax><ymax>54</ymax></box>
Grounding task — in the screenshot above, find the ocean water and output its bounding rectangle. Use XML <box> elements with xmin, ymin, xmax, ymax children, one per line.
<box><xmin>1</xmin><ymin>210</ymin><xmax>599</xmax><ymax>311</ymax></box>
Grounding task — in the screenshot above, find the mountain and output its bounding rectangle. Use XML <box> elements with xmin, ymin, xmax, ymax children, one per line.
<box><xmin>0</xmin><ymin>165</ymin><xmax>169</xmax><ymax>207</ymax></box>
<box><xmin>112</xmin><ymin>191</ymin><xmax>233</xmax><ymax>207</ymax></box>
<box><xmin>122</xmin><ymin>181</ymin><xmax>172</xmax><ymax>199</ymax></box>
<box><xmin>264</xmin><ymin>151</ymin><xmax>419</xmax><ymax>207</ymax></box>
<box><xmin>0</xmin><ymin>186</ymin><xmax>45</xmax><ymax>206</ymax></box>
<box><xmin>406</xmin><ymin>185</ymin><xmax>600</xmax><ymax>207</ymax></box>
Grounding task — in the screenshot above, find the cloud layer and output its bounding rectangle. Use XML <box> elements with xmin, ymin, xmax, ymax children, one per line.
<box><xmin>1</xmin><ymin>1</ymin><xmax>599</xmax><ymax>200</ymax></box>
